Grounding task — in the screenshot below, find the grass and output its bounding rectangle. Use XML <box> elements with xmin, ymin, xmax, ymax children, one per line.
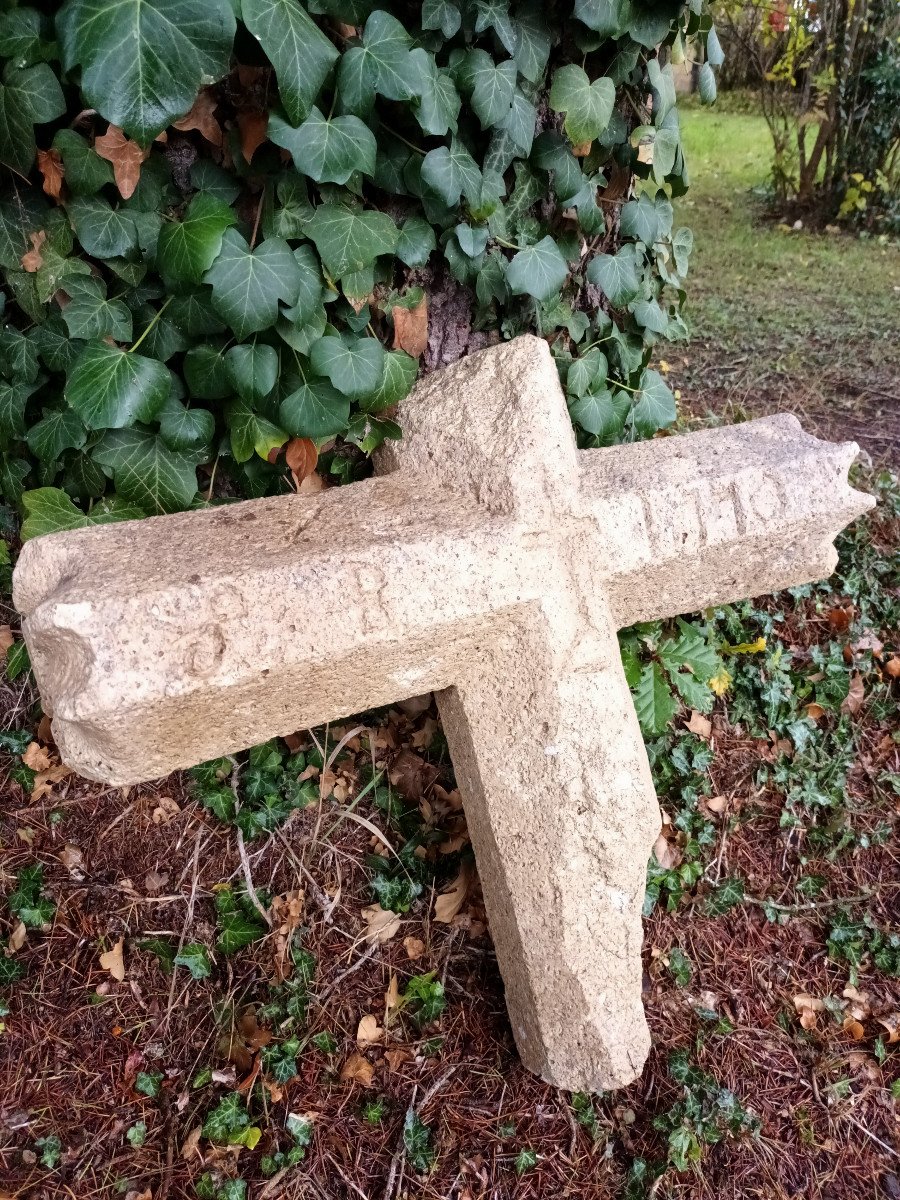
<box><xmin>674</xmin><ymin>102</ymin><xmax>900</xmax><ymax>460</ymax></box>
<box><xmin>0</xmin><ymin>102</ymin><xmax>898</xmax><ymax>1200</ymax></box>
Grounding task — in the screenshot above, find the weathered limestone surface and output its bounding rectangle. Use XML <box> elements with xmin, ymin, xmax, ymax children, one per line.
<box><xmin>13</xmin><ymin>335</ymin><xmax>873</xmax><ymax>1093</ymax></box>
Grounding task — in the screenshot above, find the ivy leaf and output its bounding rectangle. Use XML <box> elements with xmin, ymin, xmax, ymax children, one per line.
<box><xmin>92</xmin><ymin>427</ymin><xmax>198</xmax><ymax>513</ymax></box>
<box><xmin>620</xmin><ymin>193</ymin><xmax>661</xmax><ymax>245</ymax></box>
<box><xmin>157</xmin><ymin>192</ymin><xmax>236</xmax><ymax>285</ymax></box>
<box><xmin>410</xmin><ymin>48</ymin><xmax>460</xmax><ymax>137</ymax></box>
<box><xmin>0</xmin><ymin>327</ymin><xmax>39</xmax><ymax>383</ymax></box>
<box><xmin>184</xmin><ymin>343</ymin><xmax>230</xmax><ymax>399</ymax></box>
<box><xmin>422</xmin><ymin>0</ymin><xmax>461</xmax><ymax>39</ymax></box>
<box><xmin>306</xmin><ymin>204</ymin><xmax>398</xmax><ymax>279</ymax></box>
<box><xmin>573</xmin><ymin>0</ymin><xmax>629</xmax><ymax>37</ymax></box>
<box><xmin>698</xmin><ymin>62</ymin><xmax>717</xmax><ymax>106</ymax></box>
<box><xmin>20</xmin><ymin>486</ymin><xmax>145</xmax><ymax>540</ymax></box>
<box><xmin>359</xmin><ymin>349</ymin><xmax>417</xmax><ymax>412</ymax></box>
<box><xmin>549</xmin><ymin>65</ymin><xmax>614</xmax><ymax>146</ymax></box>
<box><xmin>672</xmin><ymin>227</ymin><xmax>693</xmax><ymax>276</ymax></box>
<box><xmin>68</xmin><ymin>196</ymin><xmax>139</xmax><ymax>258</ymax></box>
<box><xmin>241</xmin><ymin>0</ymin><xmax>339</xmax><ymax>126</ymax></box>
<box><xmin>309</xmin><ymin>334</ymin><xmax>384</xmax><ymax>398</ymax></box>
<box><xmin>62</xmin><ymin>280</ymin><xmax>134</xmax><ymax>342</ymax></box>
<box><xmin>204</xmin><ymin>230</ymin><xmax>303</xmax><ymax>339</ymax></box>
<box><xmin>505</xmin><ymin>236</ymin><xmax>568</xmax><ymax>301</ymax></box>
<box><xmin>568</xmin><ymin>387</ymin><xmax>624</xmax><ymax>438</ymax></box>
<box><xmin>653</xmin><ymin>127</ymin><xmax>680</xmax><ymax>182</ymax></box>
<box><xmin>57</xmin><ymin>0</ymin><xmax>236</xmax><ymax>143</ymax></box>
<box><xmin>566</xmin><ymin>349</ymin><xmax>607</xmax><ymax>398</ymax></box>
<box><xmin>174</xmin><ymin>943</ymin><xmax>212</xmax><ymax>980</ymax></box>
<box><xmin>65</xmin><ymin>343</ymin><xmax>171</xmax><ymax>430</ymax></box>
<box><xmin>27</xmin><ymin>409</ymin><xmax>87</xmax><ymax>462</ymax></box>
<box><xmin>627</xmin><ymin>2</ymin><xmax>678</xmax><ymax>47</ymax></box>
<box><xmin>512</xmin><ymin>2</ymin><xmax>552</xmax><ymax>83</ymax></box>
<box><xmin>634</xmin><ymin>661</ymin><xmax>677</xmax><ymax>736</ymax></box>
<box><xmin>464</xmin><ymin>51</ymin><xmax>516</xmax><ymax>130</ymax></box>
<box><xmin>279</xmin><ymin>378</ymin><xmax>349</xmax><ymax>438</ymax></box>
<box><xmin>587</xmin><ymin>244</ymin><xmax>642</xmax><ymax>307</ymax></box>
<box><xmin>159</xmin><ymin>402</ymin><xmax>214</xmax><ymax>451</ymax></box>
<box><xmin>0</xmin><ymin>380</ymin><xmax>39</xmax><ymax>439</ymax></box>
<box><xmin>421</xmin><ymin>139</ymin><xmax>481</xmax><ymax>206</ymax></box>
<box><xmin>629</xmin><ymin>368</ymin><xmax>675</xmax><ymax>435</ymax></box>
<box><xmin>52</xmin><ymin>128</ymin><xmax>115</xmax><ymax>194</ymax></box>
<box><xmin>224</xmin><ymin>343</ymin><xmax>278</xmax><ymax>401</ymax></box>
<box><xmin>474</xmin><ymin>0</ymin><xmax>516</xmax><ymax>54</ymax></box>
<box><xmin>338</xmin><ymin>10</ymin><xmax>418</xmax><ymax>113</ymax></box>
<box><xmin>0</xmin><ymin>64</ymin><xmax>66</xmax><ymax>175</ymax></box>
<box><xmin>269</xmin><ymin>108</ymin><xmax>376</xmax><ymax>185</ymax></box>
<box><xmin>0</xmin><ymin>9</ymin><xmax>45</xmax><ymax>66</ymax></box>
<box><xmin>226</xmin><ymin>397</ymin><xmax>287</xmax><ymax>462</ymax></box>
<box><xmin>396</xmin><ymin>216</ymin><xmax>436</xmax><ymax>268</ymax></box>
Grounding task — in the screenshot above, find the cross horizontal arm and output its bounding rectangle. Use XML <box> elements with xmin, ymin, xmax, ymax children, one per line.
<box><xmin>13</xmin><ymin>475</ymin><xmax>529</xmax><ymax>783</ymax></box>
<box><xmin>581</xmin><ymin>414</ymin><xmax>874</xmax><ymax>627</ymax></box>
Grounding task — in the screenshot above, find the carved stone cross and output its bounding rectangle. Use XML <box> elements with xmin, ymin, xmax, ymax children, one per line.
<box><xmin>13</xmin><ymin>336</ymin><xmax>871</xmax><ymax>1092</ymax></box>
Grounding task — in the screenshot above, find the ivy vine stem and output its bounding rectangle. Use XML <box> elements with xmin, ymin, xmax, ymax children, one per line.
<box><xmin>128</xmin><ymin>297</ymin><xmax>173</xmax><ymax>355</ymax></box>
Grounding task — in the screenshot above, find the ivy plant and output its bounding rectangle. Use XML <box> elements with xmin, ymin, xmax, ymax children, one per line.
<box><xmin>0</xmin><ymin>0</ymin><xmax>721</xmax><ymax>533</ymax></box>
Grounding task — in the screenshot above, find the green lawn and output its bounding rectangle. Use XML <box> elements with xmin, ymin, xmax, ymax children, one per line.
<box><xmin>673</xmin><ymin>103</ymin><xmax>900</xmax><ymax>460</ymax></box>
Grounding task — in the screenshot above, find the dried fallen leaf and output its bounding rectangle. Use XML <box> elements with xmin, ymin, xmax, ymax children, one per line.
<box><xmin>361</xmin><ymin>904</ymin><xmax>400</xmax><ymax>943</ymax></box>
<box><xmin>22</xmin><ymin>741</ymin><xmax>52</xmax><ymax>772</ymax></box>
<box><xmin>181</xmin><ymin>1126</ymin><xmax>203</xmax><ymax>1162</ymax></box>
<box><xmin>21</xmin><ymin>230</ymin><xmax>46</xmax><ymax>272</ymax></box>
<box><xmin>652</xmin><ymin>830</ymin><xmax>681</xmax><ymax>871</ymax></box>
<box><xmin>876</xmin><ymin>1012</ymin><xmax>900</xmax><ymax>1043</ymax></box>
<box><xmin>356</xmin><ymin>1014</ymin><xmax>384</xmax><ymax>1046</ymax></box>
<box><xmin>0</xmin><ymin>625</ymin><xmax>13</xmax><ymax>654</ymax></box>
<box><xmin>434</xmin><ymin>862</ymin><xmax>472</xmax><ymax>923</ymax></box>
<box><xmin>805</xmin><ymin>702</ymin><xmax>825</xmax><ymax>720</ymax></box>
<box><xmin>237</xmin><ymin>111</ymin><xmax>268</xmax><ymax>163</ymax></box>
<box><xmin>827</xmin><ymin>604</ymin><xmax>853</xmax><ymax>632</ymax></box>
<box><xmin>59</xmin><ymin>844</ymin><xmax>84</xmax><ymax>875</ymax></box>
<box><xmin>885</xmin><ymin>657</ymin><xmax>900</xmax><ymax>679</ymax></box>
<box><xmin>685</xmin><ymin>710</ymin><xmax>712</xmax><ymax>739</ymax></box>
<box><xmin>30</xmin><ymin>763</ymin><xmax>72</xmax><ymax>803</ymax></box>
<box><xmin>383</xmin><ymin>1047</ymin><xmax>411</xmax><ymax>1073</ymax></box>
<box><xmin>384</xmin><ymin>972</ymin><xmax>400</xmax><ymax>1023</ymax></box>
<box><xmin>285</xmin><ymin>437</ymin><xmax>318</xmax><ymax>490</ymax></box>
<box><xmin>704</xmin><ymin>794</ymin><xmax>726</xmax><ymax>815</ymax></box>
<box><xmin>392</xmin><ymin>298</ymin><xmax>428</xmax><ymax>358</ymax></box>
<box><xmin>842</xmin><ymin>1016</ymin><xmax>865</xmax><ymax>1040</ymax></box>
<box><xmin>36</xmin><ymin>148</ymin><xmax>64</xmax><ymax>200</ymax></box>
<box><xmin>173</xmin><ymin>88</ymin><xmax>223</xmax><ymax>146</ymax></box>
<box><xmin>340</xmin><ymin>1052</ymin><xmax>375</xmax><ymax>1087</ymax></box>
<box><xmin>95</xmin><ymin>126</ymin><xmax>148</xmax><ymax>200</ymax></box>
<box><xmin>8</xmin><ymin>921</ymin><xmax>27</xmax><ymax>954</ymax></box>
<box><xmin>841</xmin><ymin>672</ymin><xmax>865</xmax><ymax>716</ymax></box>
<box><xmin>794</xmin><ymin>993</ymin><xmax>824</xmax><ymax>1030</ymax></box>
<box><xmin>100</xmin><ymin>938</ymin><xmax>126</xmax><ymax>982</ymax></box>
<box><xmin>403</xmin><ymin>936</ymin><xmax>425</xmax><ymax>961</ymax></box>
<box><xmin>151</xmin><ymin>796</ymin><xmax>180</xmax><ymax>824</ymax></box>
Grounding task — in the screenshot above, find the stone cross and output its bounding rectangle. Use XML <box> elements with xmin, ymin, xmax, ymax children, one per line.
<box><xmin>13</xmin><ymin>336</ymin><xmax>872</xmax><ymax>1093</ymax></box>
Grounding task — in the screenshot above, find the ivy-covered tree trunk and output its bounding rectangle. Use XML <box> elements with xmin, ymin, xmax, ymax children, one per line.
<box><xmin>0</xmin><ymin>0</ymin><xmax>720</xmax><ymax>538</ymax></box>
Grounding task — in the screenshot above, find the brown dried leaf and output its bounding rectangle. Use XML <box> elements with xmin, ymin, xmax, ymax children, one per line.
<box><xmin>361</xmin><ymin>904</ymin><xmax>400</xmax><ymax>943</ymax></box>
<box><xmin>100</xmin><ymin>937</ymin><xmax>126</xmax><ymax>982</ymax></box>
<box><xmin>827</xmin><ymin>604</ymin><xmax>853</xmax><ymax>632</ymax></box>
<box><xmin>403</xmin><ymin>936</ymin><xmax>425</xmax><ymax>961</ymax></box>
<box><xmin>841</xmin><ymin>672</ymin><xmax>865</xmax><ymax>716</ymax></box>
<box><xmin>704</xmin><ymin>794</ymin><xmax>726</xmax><ymax>815</ymax></box>
<box><xmin>94</xmin><ymin>126</ymin><xmax>148</xmax><ymax>200</ymax></box>
<box><xmin>842</xmin><ymin>1016</ymin><xmax>865</xmax><ymax>1040</ymax></box>
<box><xmin>151</xmin><ymin>796</ymin><xmax>180</xmax><ymax>824</ymax></box>
<box><xmin>356</xmin><ymin>1014</ymin><xmax>384</xmax><ymax>1046</ymax></box>
<box><xmin>384</xmin><ymin>972</ymin><xmax>400</xmax><ymax>1022</ymax></box>
<box><xmin>30</xmin><ymin>763</ymin><xmax>72</xmax><ymax>803</ymax></box>
<box><xmin>37</xmin><ymin>148</ymin><xmax>64</xmax><ymax>201</ymax></box>
<box><xmin>21</xmin><ymin>230</ymin><xmax>46</xmax><ymax>272</ymax></box>
<box><xmin>181</xmin><ymin>1126</ymin><xmax>203</xmax><ymax>1162</ymax></box>
<box><xmin>340</xmin><ymin>1052</ymin><xmax>375</xmax><ymax>1087</ymax></box>
<box><xmin>392</xmin><ymin>298</ymin><xmax>428</xmax><ymax>358</ymax></box>
<box><xmin>685</xmin><ymin>710</ymin><xmax>712</xmax><ymax>739</ymax></box>
<box><xmin>652</xmin><ymin>830</ymin><xmax>681</xmax><ymax>871</ymax></box>
<box><xmin>237</xmin><ymin>111</ymin><xmax>268</xmax><ymax>163</ymax></box>
<box><xmin>794</xmin><ymin>992</ymin><xmax>823</xmax><ymax>1030</ymax></box>
<box><xmin>434</xmin><ymin>861</ymin><xmax>472</xmax><ymax>923</ymax></box>
<box><xmin>885</xmin><ymin>656</ymin><xmax>900</xmax><ymax>679</ymax></box>
<box><xmin>0</xmin><ymin>625</ymin><xmax>13</xmax><ymax>654</ymax></box>
<box><xmin>59</xmin><ymin>844</ymin><xmax>84</xmax><ymax>874</ymax></box>
<box><xmin>22</xmin><ymin>741</ymin><xmax>52</xmax><ymax>772</ymax></box>
<box><xmin>383</xmin><ymin>1047</ymin><xmax>411</xmax><ymax>1073</ymax></box>
<box><xmin>285</xmin><ymin>437</ymin><xmax>318</xmax><ymax>490</ymax></box>
<box><xmin>805</xmin><ymin>702</ymin><xmax>825</xmax><ymax>720</ymax></box>
<box><xmin>8</xmin><ymin>920</ymin><xmax>27</xmax><ymax>954</ymax></box>
<box><xmin>876</xmin><ymin>1012</ymin><xmax>900</xmax><ymax>1043</ymax></box>
<box><xmin>173</xmin><ymin>88</ymin><xmax>223</xmax><ymax>146</ymax></box>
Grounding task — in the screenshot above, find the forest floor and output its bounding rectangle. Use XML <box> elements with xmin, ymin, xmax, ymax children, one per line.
<box><xmin>0</xmin><ymin>106</ymin><xmax>898</xmax><ymax>1200</ymax></box>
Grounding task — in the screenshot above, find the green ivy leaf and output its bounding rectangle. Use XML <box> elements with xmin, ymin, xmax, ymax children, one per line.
<box><xmin>358</xmin><ymin>349</ymin><xmax>417</xmax><ymax>412</ymax></box>
<box><xmin>310</xmin><ymin>334</ymin><xmax>384</xmax><ymax>398</ymax></box>
<box><xmin>241</xmin><ymin>0</ymin><xmax>339</xmax><ymax>126</ymax></box>
<box><xmin>174</xmin><ymin>942</ymin><xmax>212</xmax><ymax>980</ymax></box>
<box><xmin>574</xmin><ymin>0</ymin><xmax>630</xmax><ymax>38</ymax></box>
<box><xmin>587</xmin><ymin>244</ymin><xmax>642</xmax><ymax>306</ymax></box>
<box><xmin>512</xmin><ymin>2</ymin><xmax>552</xmax><ymax>83</ymax></box>
<box><xmin>627</xmin><ymin>1</ymin><xmax>678</xmax><ymax>48</ymax></box>
<box><xmin>226</xmin><ymin>397</ymin><xmax>286</xmax><ymax>462</ymax></box>
<box><xmin>0</xmin><ymin>9</ymin><xmax>45</xmax><ymax>66</ymax></box>
<box><xmin>57</xmin><ymin>0</ymin><xmax>236</xmax><ymax>143</ymax></box>
<box><xmin>27</xmin><ymin>409</ymin><xmax>87</xmax><ymax>462</ymax></box>
<box><xmin>634</xmin><ymin>660</ymin><xmax>677</xmax><ymax>735</ymax></box>
<box><xmin>629</xmin><ymin>368</ymin><xmax>675</xmax><ymax>435</ymax></box>
<box><xmin>0</xmin><ymin>380</ymin><xmax>38</xmax><ymax>439</ymax></box>
<box><xmin>52</xmin><ymin>128</ymin><xmax>115</xmax><ymax>194</ymax></box>
<box><xmin>92</xmin><ymin>427</ymin><xmax>198</xmax><ymax>513</ymax></box>
<box><xmin>463</xmin><ymin>50</ymin><xmax>516</xmax><ymax>130</ymax></box>
<box><xmin>698</xmin><ymin>62</ymin><xmax>717</xmax><ymax>106</ymax></box>
<box><xmin>410</xmin><ymin>48</ymin><xmax>460</xmax><ymax>137</ymax></box>
<box><xmin>157</xmin><ymin>193</ymin><xmax>237</xmax><ymax>285</ymax></box>
<box><xmin>306</xmin><ymin>204</ymin><xmax>398</xmax><ymax>279</ymax></box>
<box><xmin>68</xmin><ymin>196</ymin><xmax>139</xmax><ymax>259</ymax></box>
<box><xmin>224</xmin><ymin>343</ymin><xmax>278</xmax><ymax>402</ymax></box>
<box><xmin>279</xmin><ymin>377</ymin><xmax>349</xmax><ymax>438</ymax></box>
<box><xmin>422</xmin><ymin>0</ymin><xmax>461</xmax><ymax>39</ymax></box>
<box><xmin>20</xmin><ymin>487</ymin><xmax>145</xmax><ymax>540</ymax></box>
<box><xmin>184</xmin><ymin>344</ymin><xmax>230</xmax><ymax>399</ymax></box>
<box><xmin>0</xmin><ymin>63</ymin><xmax>66</xmax><ymax>174</ymax></box>
<box><xmin>338</xmin><ymin>10</ymin><xmax>418</xmax><ymax>113</ymax></box>
<box><xmin>65</xmin><ymin>343</ymin><xmax>171</xmax><ymax>430</ymax></box>
<box><xmin>421</xmin><ymin>139</ymin><xmax>481</xmax><ymax>206</ymax></box>
<box><xmin>269</xmin><ymin>108</ymin><xmax>376</xmax><ymax>185</ymax></box>
<box><xmin>204</xmin><ymin>230</ymin><xmax>303</xmax><ymax>339</ymax></box>
<box><xmin>396</xmin><ymin>216</ymin><xmax>436</xmax><ymax>267</ymax></box>
<box><xmin>566</xmin><ymin>349</ymin><xmax>607</xmax><ymax>397</ymax></box>
<box><xmin>549</xmin><ymin>65</ymin><xmax>614</xmax><ymax>146</ymax></box>
<box><xmin>505</xmin><ymin>236</ymin><xmax>568</xmax><ymax>301</ymax></box>
<box><xmin>568</xmin><ymin>386</ymin><xmax>626</xmax><ymax>438</ymax></box>
<box><xmin>61</xmin><ymin>279</ymin><xmax>134</xmax><ymax>342</ymax></box>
